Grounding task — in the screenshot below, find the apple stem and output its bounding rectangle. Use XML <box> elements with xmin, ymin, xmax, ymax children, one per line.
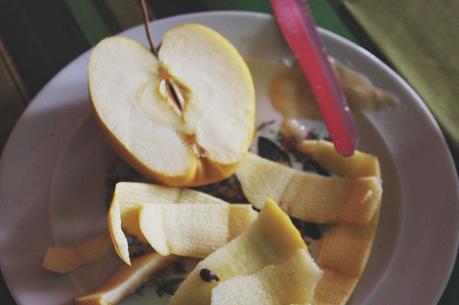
<box><xmin>137</xmin><ymin>0</ymin><xmax>184</xmax><ymax>113</ymax></box>
<box><xmin>138</xmin><ymin>0</ymin><xmax>158</xmax><ymax>57</ymax></box>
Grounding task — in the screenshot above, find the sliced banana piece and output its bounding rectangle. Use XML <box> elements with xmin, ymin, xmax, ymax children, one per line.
<box><xmin>235</xmin><ymin>153</ymin><xmax>381</xmax><ymax>225</ymax></box>
<box><xmin>42</xmin><ymin>233</ymin><xmax>111</xmax><ymax>273</ymax></box>
<box><xmin>139</xmin><ymin>203</ymin><xmax>257</xmax><ymax>257</ymax></box>
<box><xmin>108</xmin><ymin>182</ymin><xmax>227</xmax><ymax>265</ymax></box>
<box><xmin>75</xmin><ymin>252</ymin><xmax>176</xmax><ymax>305</ymax></box>
<box><xmin>169</xmin><ymin>199</ymin><xmax>307</xmax><ymax>305</ymax></box>
<box><xmin>211</xmin><ymin>249</ymin><xmax>322</xmax><ymax>305</ymax></box>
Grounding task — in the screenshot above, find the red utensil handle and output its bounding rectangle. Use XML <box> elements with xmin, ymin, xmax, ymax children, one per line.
<box><xmin>271</xmin><ymin>0</ymin><xmax>358</xmax><ymax>156</ymax></box>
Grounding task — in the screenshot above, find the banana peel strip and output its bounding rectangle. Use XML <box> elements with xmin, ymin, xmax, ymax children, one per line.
<box><xmin>235</xmin><ymin>152</ymin><xmax>381</xmax><ymax>225</ymax></box>
<box><xmin>211</xmin><ymin>249</ymin><xmax>322</xmax><ymax>305</ymax></box>
<box><xmin>299</xmin><ymin>140</ymin><xmax>382</xmax><ymax>305</ymax></box>
<box><xmin>75</xmin><ymin>252</ymin><xmax>177</xmax><ymax>305</ymax></box>
<box><xmin>42</xmin><ymin>233</ymin><xmax>112</xmax><ymax>273</ymax></box>
<box><xmin>169</xmin><ymin>199</ymin><xmax>307</xmax><ymax>305</ymax></box>
<box><xmin>139</xmin><ymin>203</ymin><xmax>257</xmax><ymax>258</ymax></box>
<box><xmin>108</xmin><ymin>182</ymin><xmax>227</xmax><ymax>265</ymax></box>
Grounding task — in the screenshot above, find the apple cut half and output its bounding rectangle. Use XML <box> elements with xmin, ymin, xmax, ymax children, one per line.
<box><xmin>89</xmin><ymin>24</ymin><xmax>255</xmax><ymax>187</ymax></box>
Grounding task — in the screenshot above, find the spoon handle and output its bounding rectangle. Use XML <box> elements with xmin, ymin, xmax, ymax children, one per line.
<box><xmin>270</xmin><ymin>0</ymin><xmax>358</xmax><ymax>156</ymax></box>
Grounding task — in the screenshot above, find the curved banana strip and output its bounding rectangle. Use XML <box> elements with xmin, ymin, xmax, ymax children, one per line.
<box><xmin>169</xmin><ymin>199</ymin><xmax>306</xmax><ymax>305</ymax></box>
<box><xmin>75</xmin><ymin>252</ymin><xmax>176</xmax><ymax>305</ymax></box>
<box><xmin>235</xmin><ymin>152</ymin><xmax>381</xmax><ymax>225</ymax></box>
<box><xmin>108</xmin><ymin>182</ymin><xmax>227</xmax><ymax>265</ymax></box>
<box><xmin>139</xmin><ymin>204</ymin><xmax>257</xmax><ymax>257</ymax></box>
<box><xmin>211</xmin><ymin>249</ymin><xmax>322</xmax><ymax>305</ymax></box>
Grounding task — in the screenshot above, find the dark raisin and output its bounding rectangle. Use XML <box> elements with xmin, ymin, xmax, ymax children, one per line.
<box><xmin>194</xmin><ymin>175</ymin><xmax>249</xmax><ymax>203</ymax></box>
<box><xmin>306</xmin><ymin>130</ymin><xmax>320</xmax><ymax>140</ymax></box>
<box><xmin>257</xmin><ymin>136</ymin><xmax>291</xmax><ymax>166</ymax></box>
<box><xmin>200</xmin><ymin>268</ymin><xmax>220</xmax><ymax>282</ymax></box>
<box><xmin>302</xmin><ymin>222</ymin><xmax>323</xmax><ymax>240</ymax></box>
<box><xmin>290</xmin><ymin>218</ymin><xmax>325</xmax><ymax>240</ymax></box>
<box><xmin>302</xmin><ymin>159</ymin><xmax>331</xmax><ymax>176</ymax></box>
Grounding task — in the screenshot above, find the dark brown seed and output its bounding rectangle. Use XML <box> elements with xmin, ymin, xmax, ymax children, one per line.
<box><xmin>200</xmin><ymin>268</ymin><xmax>220</xmax><ymax>283</ymax></box>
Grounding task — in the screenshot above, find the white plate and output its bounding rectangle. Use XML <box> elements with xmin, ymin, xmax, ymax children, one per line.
<box><xmin>1</xmin><ymin>11</ymin><xmax>458</xmax><ymax>305</ymax></box>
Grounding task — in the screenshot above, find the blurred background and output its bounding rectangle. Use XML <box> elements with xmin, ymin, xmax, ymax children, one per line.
<box><xmin>0</xmin><ymin>0</ymin><xmax>458</xmax><ymax>304</ymax></box>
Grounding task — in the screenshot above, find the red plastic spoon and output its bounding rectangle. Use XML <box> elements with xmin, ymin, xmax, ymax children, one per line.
<box><xmin>270</xmin><ymin>0</ymin><xmax>358</xmax><ymax>156</ymax></box>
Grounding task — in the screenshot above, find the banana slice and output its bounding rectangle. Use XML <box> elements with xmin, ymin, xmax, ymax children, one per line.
<box><xmin>169</xmin><ymin>199</ymin><xmax>307</xmax><ymax>305</ymax></box>
<box><xmin>211</xmin><ymin>249</ymin><xmax>322</xmax><ymax>305</ymax></box>
<box><xmin>75</xmin><ymin>252</ymin><xmax>176</xmax><ymax>305</ymax></box>
<box><xmin>42</xmin><ymin>233</ymin><xmax>111</xmax><ymax>273</ymax></box>
<box><xmin>108</xmin><ymin>182</ymin><xmax>227</xmax><ymax>265</ymax></box>
<box><xmin>139</xmin><ymin>204</ymin><xmax>257</xmax><ymax>257</ymax></box>
<box><xmin>235</xmin><ymin>153</ymin><xmax>381</xmax><ymax>225</ymax></box>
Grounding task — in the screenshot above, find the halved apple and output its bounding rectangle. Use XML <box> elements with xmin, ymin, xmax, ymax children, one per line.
<box><xmin>88</xmin><ymin>24</ymin><xmax>255</xmax><ymax>187</ymax></box>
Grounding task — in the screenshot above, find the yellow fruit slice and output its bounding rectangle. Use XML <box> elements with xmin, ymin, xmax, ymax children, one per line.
<box><xmin>296</xmin><ymin>140</ymin><xmax>382</xmax><ymax>305</ymax></box>
<box><xmin>235</xmin><ymin>153</ymin><xmax>381</xmax><ymax>225</ymax></box>
<box><xmin>42</xmin><ymin>234</ymin><xmax>111</xmax><ymax>273</ymax></box>
<box><xmin>168</xmin><ymin>199</ymin><xmax>307</xmax><ymax>305</ymax></box>
<box><xmin>210</xmin><ymin>249</ymin><xmax>322</xmax><ymax>305</ymax></box>
<box><xmin>139</xmin><ymin>204</ymin><xmax>257</xmax><ymax>258</ymax></box>
<box><xmin>108</xmin><ymin>182</ymin><xmax>227</xmax><ymax>265</ymax></box>
<box><xmin>75</xmin><ymin>252</ymin><xmax>176</xmax><ymax>305</ymax></box>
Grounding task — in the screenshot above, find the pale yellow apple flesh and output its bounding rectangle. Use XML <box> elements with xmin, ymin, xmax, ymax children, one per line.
<box><xmin>107</xmin><ymin>182</ymin><xmax>227</xmax><ymax>265</ymax></box>
<box><xmin>297</xmin><ymin>140</ymin><xmax>381</xmax><ymax>177</ymax></box>
<box><xmin>88</xmin><ymin>24</ymin><xmax>255</xmax><ymax>187</ymax></box>
<box><xmin>211</xmin><ymin>249</ymin><xmax>322</xmax><ymax>305</ymax></box>
<box><xmin>75</xmin><ymin>252</ymin><xmax>177</xmax><ymax>305</ymax></box>
<box><xmin>168</xmin><ymin>199</ymin><xmax>307</xmax><ymax>305</ymax></box>
<box><xmin>139</xmin><ymin>203</ymin><xmax>257</xmax><ymax>258</ymax></box>
<box><xmin>42</xmin><ymin>234</ymin><xmax>111</xmax><ymax>273</ymax></box>
<box><xmin>235</xmin><ymin>152</ymin><xmax>381</xmax><ymax>225</ymax></box>
<box><xmin>303</xmin><ymin>140</ymin><xmax>381</xmax><ymax>305</ymax></box>
<box><xmin>70</xmin><ymin>141</ymin><xmax>381</xmax><ymax>305</ymax></box>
